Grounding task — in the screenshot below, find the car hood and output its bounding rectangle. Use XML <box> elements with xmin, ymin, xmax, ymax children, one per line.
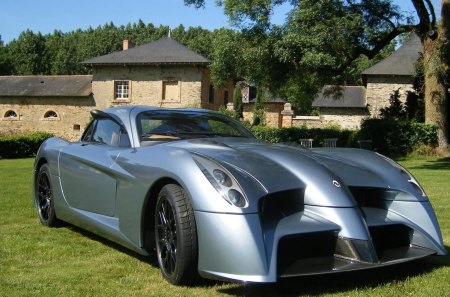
<box><xmin>167</xmin><ymin>138</ymin><xmax>418</xmax><ymax>207</ymax></box>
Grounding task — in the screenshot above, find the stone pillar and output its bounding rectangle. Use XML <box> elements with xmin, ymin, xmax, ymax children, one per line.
<box><xmin>226</xmin><ymin>102</ymin><xmax>234</xmax><ymax>111</ymax></box>
<box><xmin>281</xmin><ymin>103</ymin><xmax>294</xmax><ymax>128</ymax></box>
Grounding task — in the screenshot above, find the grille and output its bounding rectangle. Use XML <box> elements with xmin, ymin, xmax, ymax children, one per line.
<box><xmin>277</xmin><ymin>231</ymin><xmax>337</xmax><ymax>276</ymax></box>
<box><xmin>259</xmin><ymin>188</ymin><xmax>304</xmax><ymax>223</ymax></box>
<box><xmin>369</xmin><ymin>224</ymin><xmax>413</xmax><ymax>261</ymax></box>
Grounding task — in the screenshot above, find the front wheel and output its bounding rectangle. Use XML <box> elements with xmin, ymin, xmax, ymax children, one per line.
<box><xmin>155</xmin><ymin>184</ymin><xmax>198</xmax><ymax>285</ymax></box>
<box><xmin>34</xmin><ymin>164</ymin><xmax>59</xmax><ymax>227</ymax></box>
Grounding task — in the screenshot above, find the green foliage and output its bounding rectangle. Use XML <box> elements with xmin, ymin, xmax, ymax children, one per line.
<box><xmin>233</xmin><ymin>82</ymin><xmax>243</xmax><ymax>117</ymax></box>
<box><xmin>2</xmin><ymin>21</ymin><xmax>216</xmax><ymax>76</ymax></box>
<box><xmin>7</xmin><ymin>30</ymin><xmax>49</xmax><ymax>74</ymax></box>
<box><xmin>217</xmin><ymin>105</ymin><xmax>239</xmax><ymax>119</ymax></box>
<box><xmin>251</xmin><ymin>125</ymin><xmax>358</xmax><ymax>147</ymax></box>
<box><xmin>379</xmin><ymin>89</ymin><xmax>408</xmax><ymax>120</ymax></box>
<box><xmin>0</xmin><ymin>132</ymin><xmax>54</xmax><ymax>159</ymax></box>
<box><xmin>359</xmin><ymin>119</ymin><xmax>437</xmax><ymax>157</ymax></box>
<box><xmin>360</xmin><ymin>90</ymin><xmax>437</xmax><ymax>157</ymax></box>
<box><xmin>252</xmin><ymin>87</ymin><xmax>266</xmax><ymax>124</ymax></box>
<box><xmin>186</xmin><ymin>0</ymin><xmax>404</xmax><ymax>113</ymax></box>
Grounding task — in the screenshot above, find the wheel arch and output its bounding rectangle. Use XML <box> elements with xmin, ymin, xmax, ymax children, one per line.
<box><xmin>141</xmin><ymin>177</ymin><xmax>181</xmax><ymax>254</ymax></box>
<box><xmin>33</xmin><ymin>157</ymin><xmax>48</xmax><ymax>189</ymax></box>
<box><xmin>35</xmin><ymin>157</ymin><xmax>48</xmax><ymax>173</ymax></box>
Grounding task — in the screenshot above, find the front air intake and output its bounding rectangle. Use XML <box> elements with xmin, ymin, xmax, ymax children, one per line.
<box><xmin>259</xmin><ymin>188</ymin><xmax>304</xmax><ymax>223</ymax></box>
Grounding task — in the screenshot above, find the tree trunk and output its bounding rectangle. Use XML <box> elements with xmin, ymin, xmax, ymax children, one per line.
<box><xmin>423</xmin><ymin>0</ymin><xmax>449</xmax><ymax>150</ymax></box>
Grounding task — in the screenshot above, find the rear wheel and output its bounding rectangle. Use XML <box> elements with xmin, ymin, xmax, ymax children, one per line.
<box><xmin>155</xmin><ymin>184</ymin><xmax>198</xmax><ymax>285</ymax></box>
<box><xmin>35</xmin><ymin>164</ymin><xmax>58</xmax><ymax>227</ymax></box>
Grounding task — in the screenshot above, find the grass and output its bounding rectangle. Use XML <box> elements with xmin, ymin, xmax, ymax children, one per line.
<box><xmin>0</xmin><ymin>157</ymin><xmax>449</xmax><ymax>297</ymax></box>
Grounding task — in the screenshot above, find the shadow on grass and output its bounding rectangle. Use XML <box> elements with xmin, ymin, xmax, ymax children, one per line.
<box><xmin>217</xmin><ymin>246</ymin><xmax>450</xmax><ymax>296</ymax></box>
<box><xmin>61</xmin><ymin>223</ymin><xmax>158</xmax><ymax>267</ymax></box>
<box><xmin>57</xmin><ymin>222</ymin><xmax>449</xmax><ymax>294</ymax></box>
<box><xmin>407</xmin><ymin>157</ymin><xmax>450</xmax><ymax>170</ymax></box>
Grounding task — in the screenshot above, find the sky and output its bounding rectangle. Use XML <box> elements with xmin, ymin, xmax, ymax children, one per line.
<box><xmin>0</xmin><ymin>0</ymin><xmax>442</xmax><ymax>45</ymax></box>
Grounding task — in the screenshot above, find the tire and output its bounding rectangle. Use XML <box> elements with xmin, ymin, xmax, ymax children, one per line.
<box><xmin>34</xmin><ymin>164</ymin><xmax>58</xmax><ymax>227</ymax></box>
<box><xmin>155</xmin><ymin>184</ymin><xmax>198</xmax><ymax>285</ymax></box>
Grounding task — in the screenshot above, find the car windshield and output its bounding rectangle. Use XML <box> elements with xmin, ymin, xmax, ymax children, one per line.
<box><xmin>137</xmin><ymin>110</ymin><xmax>255</xmax><ymax>142</ymax></box>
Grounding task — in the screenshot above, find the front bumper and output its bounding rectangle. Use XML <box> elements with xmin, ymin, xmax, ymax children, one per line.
<box><xmin>194</xmin><ymin>201</ymin><xmax>445</xmax><ymax>283</ymax></box>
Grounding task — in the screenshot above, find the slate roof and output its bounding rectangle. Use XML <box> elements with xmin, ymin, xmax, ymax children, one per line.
<box><xmin>81</xmin><ymin>38</ymin><xmax>210</xmax><ymax>66</ymax></box>
<box><xmin>362</xmin><ymin>34</ymin><xmax>422</xmax><ymax>76</ymax></box>
<box><xmin>0</xmin><ymin>75</ymin><xmax>92</xmax><ymax>97</ymax></box>
<box><xmin>312</xmin><ymin>86</ymin><xmax>367</xmax><ymax>108</ymax></box>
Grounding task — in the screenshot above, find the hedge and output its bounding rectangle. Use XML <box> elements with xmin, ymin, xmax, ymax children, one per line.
<box><xmin>251</xmin><ymin>126</ymin><xmax>359</xmax><ymax>147</ymax></box>
<box><xmin>358</xmin><ymin>119</ymin><xmax>437</xmax><ymax>157</ymax></box>
<box><xmin>0</xmin><ymin>132</ymin><xmax>54</xmax><ymax>159</ymax></box>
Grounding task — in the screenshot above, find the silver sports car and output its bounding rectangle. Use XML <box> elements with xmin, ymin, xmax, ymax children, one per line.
<box><xmin>33</xmin><ymin>105</ymin><xmax>446</xmax><ymax>285</ymax></box>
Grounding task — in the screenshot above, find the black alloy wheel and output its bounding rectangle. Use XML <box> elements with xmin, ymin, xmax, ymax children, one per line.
<box><xmin>35</xmin><ymin>164</ymin><xmax>58</xmax><ymax>227</ymax></box>
<box><xmin>155</xmin><ymin>184</ymin><xmax>198</xmax><ymax>285</ymax></box>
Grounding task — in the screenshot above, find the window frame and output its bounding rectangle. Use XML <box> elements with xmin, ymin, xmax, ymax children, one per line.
<box><xmin>3</xmin><ymin>110</ymin><xmax>19</xmax><ymax>121</ymax></box>
<box><xmin>161</xmin><ymin>79</ymin><xmax>181</xmax><ymax>103</ymax></box>
<box><xmin>81</xmin><ymin>119</ymin><xmax>130</xmax><ymax>148</ymax></box>
<box><xmin>43</xmin><ymin>110</ymin><xmax>59</xmax><ymax>121</ymax></box>
<box><xmin>114</xmin><ymin>80</ymin><xmax>131</xmax><ymax>101</ymax></box>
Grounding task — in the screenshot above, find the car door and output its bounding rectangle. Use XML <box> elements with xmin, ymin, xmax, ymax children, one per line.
<box><xmin>59</xmin><ymin>118</ymin><xmax>130</xmax><ymax>216</ymax></box>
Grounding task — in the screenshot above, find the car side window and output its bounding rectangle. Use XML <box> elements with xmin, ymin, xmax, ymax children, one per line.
<box><xmin>90</xmin><ymin>119</ymin><xmax>130</xmax><ymax>147</ymax></box>
<box><xmin>81</xmin><ymin>121</ymin><xmax>95</xmax><ymax>142</ymax></box>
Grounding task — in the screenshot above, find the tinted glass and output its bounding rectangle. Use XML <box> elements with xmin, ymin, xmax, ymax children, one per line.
<box><xmin>91</xmin><ymin>119</ymin><xmax>129</xmax><ymax>147</ymax></box>
<box><xmin>137</xmin><ymin>111</ymin><xmax>255</xmax><ymax>142</ymax></box>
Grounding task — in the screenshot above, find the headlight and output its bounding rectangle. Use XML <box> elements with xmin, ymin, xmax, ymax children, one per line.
<box><xmin>193</xmin><ymin>155</ymin><xmax>248</xmax><ymax>208</ymax></box>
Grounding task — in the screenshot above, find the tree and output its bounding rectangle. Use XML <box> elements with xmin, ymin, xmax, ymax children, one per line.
<box><xmin>0</xmin><ymin>35</ymin><xmax>13</xmax><ymax>74</ymax></box>
<box><xmin>185</xmin><ymin>0</ymin><xmax>449</xmax><ymax>149</ymax></box>
<box><xmin>233</xmin><ymin>82</ymin><xmax>244</xmax><ymax>118</ymax></box>
<box><xmin>7</xmin><ymin>30</ymin><xmax>49</xmax><ymax>74</ymax></box>
<box><xmin>253</xmin><ymin>87</ymin><xmax>266</xmax><ymax>123</ymax></box>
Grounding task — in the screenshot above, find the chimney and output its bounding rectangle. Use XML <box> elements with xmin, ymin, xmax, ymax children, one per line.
<box><xmin>123</xmin><ymin>40</ymin><xmax>134</xmax><ymax>51</ymax></box>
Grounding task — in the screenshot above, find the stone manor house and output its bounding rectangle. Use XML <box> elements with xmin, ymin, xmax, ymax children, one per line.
<box><xmin>0</xmin><ymin>35</ymin><xmax>421</xmax><ymax>140</ymax></box>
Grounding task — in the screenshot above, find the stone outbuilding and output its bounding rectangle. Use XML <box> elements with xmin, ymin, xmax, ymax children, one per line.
<box><xmin>0</xmin><ymin>75</ymin><xmax>94</xmax><ymax>140</ymax></box>
<box><xmin>295</xmin><ymin>34</ymin><xmax>422</xmax><ymax>130</ymax></box>
<box><xmin>362</xmin><ymin>34</ymin><xmax>422</xmax><ymax>116</ymax></box>
<box><xmin>81</xmin><ymin>38</ymin><xmax>232</xmax><ymax>110</ymax></box>
<box><xmin>1</xmin><ymin>38</ymin><xmax>233</xmax><ymax>140</ymax></box>
<box><xmin>310</xmin><ymin>85</ymin><xmax>370</xmax><ymax>130</ymax></box>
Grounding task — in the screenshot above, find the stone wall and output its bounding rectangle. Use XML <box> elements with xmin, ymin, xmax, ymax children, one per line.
<box><xmin>93</xmin><ymin>65</ymin><xmax>206</xmax><ymax>109</ymax></box>
<box><xmin>200</xmin><ymin>69</ymin><xmax>235</xmax><ymax>110</ymax></box>
<box><xmin>0</xmin><ymin>96</ymin><xmax>95</xmax><ymax>141</ymax></box>
<box><xmin>315</xmin><ymin>108</ymin><xmax>370</xmax><ymax>130</ymax></box>
<box><xmin>365</xmin><ymin>75</ymin><xmax>415</xmax><ymax>117</ymax></box>
<box><xmin>242</xmin><ymin>103</ymin><xmax>284</xmax><ymax>127</ymax></box>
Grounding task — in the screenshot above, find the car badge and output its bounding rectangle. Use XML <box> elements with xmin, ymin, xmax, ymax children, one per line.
<box><xmin>333</xmin><ymin>180</ymin><xmax>341</xmax><ymax>188</ymax></box>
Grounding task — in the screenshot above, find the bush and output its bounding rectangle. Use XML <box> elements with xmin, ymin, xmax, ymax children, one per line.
<box><xmin>251</xmin><ymin>126</ymin><xmax>359</xmax><ymax>147</ymax></box>
<box><xmin>0</xmin><ymin>132</ymin><xmax>54</xmax><ymax>159</ymax></box>
<box><xmin>358</xmin><ymin>119</ymin><xmax>437</xmax><ymax>157</ymax></box>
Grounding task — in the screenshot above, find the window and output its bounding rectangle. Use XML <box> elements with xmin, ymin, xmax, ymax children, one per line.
<box><xmin>162</xmin><ymin>80</ymin><xmax>179</xmax><ymax>102</ymax></box>
<box><xmin>209</xmin><ymin>85</ymin><xmax>215</xmax><ymax>103</ymax></box>
<box><xmin>44</xmin><ymin>110</ymin><xmax>58</xmax><ymax>119</ymax></box>
<box><xmin>115</xmin><ymin>81</ymin><xmax>130</xmax><ymax>100</ymax></box>
<box><xmin>82</xmin><ymin>119</ymin><xmax>130</xmax><ymax>147</ymax></box>
<box><xmin>4</xmin><ymin>110</ymin><xmax>18</xmax><ymax>119</ymax></box>
<box><xmin>224</xmin><ymin>90</ymin><xmax>229</xmax><ymax>105</ymax></box>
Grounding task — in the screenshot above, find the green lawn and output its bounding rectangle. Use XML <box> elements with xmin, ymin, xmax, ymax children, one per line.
<box><xmin>0</xmin><ymin>157</ymin><xmax>448</xmax><ymax>297</ymax></box>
